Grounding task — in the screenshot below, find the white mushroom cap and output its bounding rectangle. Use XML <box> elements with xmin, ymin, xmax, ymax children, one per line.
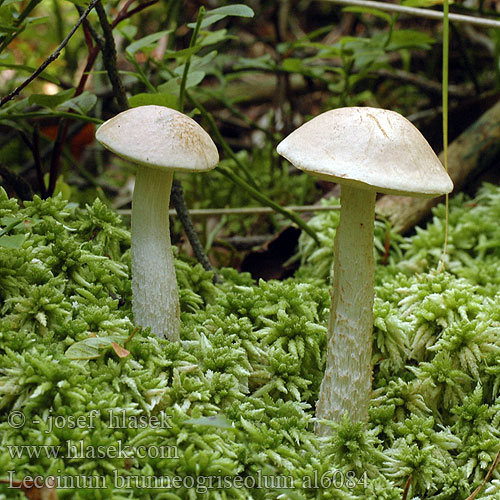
<box><xmin>277</xmin><ymin>107</ymin><xmax>453</xmax><ymax>197</ymax></box>
<box><xmin>96</xmin><ymin>105</ymin><xmax>219</xmax><ymax>172</ymax></box>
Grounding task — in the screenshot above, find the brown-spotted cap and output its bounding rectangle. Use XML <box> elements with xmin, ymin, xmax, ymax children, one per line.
<box><xmin>96</xmin><ymin>105</ymin><xmax>219</xmax><ymax>172</ymax></box>
<box><xmin>277</xmin><ymin>107</ymin><xmax>453</xmax><ymax>197</ymax></box>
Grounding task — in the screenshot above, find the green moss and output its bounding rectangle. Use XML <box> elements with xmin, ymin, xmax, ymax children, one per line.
<box><xmin>2</xmin><ymin>184</ymin><xmax>500</xmax><ymax>498</ymax></box>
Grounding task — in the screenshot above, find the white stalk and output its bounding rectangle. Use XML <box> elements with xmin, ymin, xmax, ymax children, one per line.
<box><xmin>131</xmin><ymin>166</ymin><xmax>180</xmax><ymax>341</ymax></box>
<box><xmin>315</xmin><ymin>184</ymin><xmax>376</xmax><ymax>433</ymax></box>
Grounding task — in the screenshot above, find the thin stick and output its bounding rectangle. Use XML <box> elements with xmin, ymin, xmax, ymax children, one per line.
<box><xmin>466</xmin><ymin>447</ymin><xmax>500</xmax><ymax>499</ymax></box>
<box><xmin>19</xmin><ymin>127</ymin><xmax>46</xmax><ymax>197</ymax></box>
<box><xmin>117</xmin><ymin>204</ymin><xmax>341</xmax><ymax>217</ymax></box>
<box><xmin>179</xmin><ymin>7</ymin><xmax>205</xmax><ymax>113</ymax></box>
<box><xmin>95</xmin><ymin>0</ymin><xmax>129</xmax><ymax>111</ymax></box>
<box><xmin>47</xmin><ymin>0</ymin><xmax>130</xmax><ymax>196</ymax></box>
<box><xmin>47</xmin><ymin>119</ymin><xmax>68</xmax><ymax>197</ymax></box>
<box><xmin>0</xmin><ymin>0</ymin><xmax>100</xmax><ymax>108</ymax></box>
<box><xmin>438</xmin><ymin>0</ymin><xmax>450</xmax><ymax>274</ymax></box>
<box><xmin>75</xmin><ymin>22</ymin><xmax>100</xmax><ymax>95</ymax></box>
<box><xmin>76</xmin><ymin>0</ymin><xmax>158</xmax><ymax>96</ymax></box>
<box><xmin>32</xmin><ymin>126</ymin><xmax>47</xmax><ymax>198</ymax></box>
<box><xmin>111</xmin><ymin>0</ymin><xmax>158</xmax><ymax>29</ymax></box>
<box><xmin>80</xmin><ymin>7</ymin><xmax>102</xmax><ymax>49</ymax></box>
<box><xmin>402</xmin><ymin>474</ymin><xmax>412</xmax><ymax>500</ymax></box>
<box><xmin>171</xmin><ymin>178</ymin><xmax>220</xmax><ymax>281</ymax></box>
<box><xmin>5</xmin><ymin>112</ymin><xmax>102</xmax><ymax>123</ymax></box>
<box><xmin>319</xmin><ymin>0</ymin><xmax>500</xmax><ymax>29</ymax></box>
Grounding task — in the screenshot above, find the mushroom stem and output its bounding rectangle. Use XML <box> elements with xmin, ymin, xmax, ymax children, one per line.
<box><xmin>131</xmin><ymin>166</ymin><xmax>180</xmax><ymax>341</ymax></box>
<box><xmin>315</xmin><ymin>184</ymin><xmax>376</xmax><ymax>433</ymax></box>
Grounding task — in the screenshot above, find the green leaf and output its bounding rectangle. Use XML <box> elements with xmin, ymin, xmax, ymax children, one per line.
<box><xmin>28</xmin><ymin>88</ymin><xmax>75</xmax><ymax>109</ymax></box>
<box><xmin>54</xmin><ymin>178</ymin><xmax>71</xmax><ymax>200</ymax></box>
<box><xmin>0</xmin><ymin>62</ymin><xmax>59</xmax><ymax>83</ymax></box>
<box><xmin>158</xmin><ymin>71</ymin><xmax>205</xmax><ymax>93</ymax></box>
<box><xmin>314</xmin><ymin>44</ymin><xmax>342</xmax><ymax>58</ymax></box>
<box><xmin>234</xmin><ymin>54</ymin><xmax>274</xmax><ymax>70</ymax></box>
<box><xmin>402</xmin><ymin>0</ymin><xmax>443</xmax><ymax>6</ymax></box>
<box><xmin>64</xmin><ymin>0</ymin><xmax>89</xmax><ymax>6</ymax></box>
<box><xmin>200</xmin><ymin>29</ymin><xmax>232</xmax><ymax>47</ymax></box>
<box><xmin>0</xmin><ymin>216</ymin><xmax>20</xmax><ymax>226</ymax></box>
<box><xmin>60</xmin><ymin>91</ymin><xmax>97</xmax><ymax>115</ymax></box>
<box><xmin>42</xmin><ymin>173</ymin><xmax>71</xmax><ymax>200</ymax></box>
<box><xmin>126</xmin><ymin>29</ymin><xmax>171</xmax><ymax>57</ymax></box>
<box><xmin>22</xmin><ymin>15</ymin><xmax>47</xmax><ymax>27</ymax></box>
<box><xmin>354</xmin><ymin>49</ymin><xmax>387</xmax><ymax>68</ymax></box>
<box><xmin>206</xmin><ymin>4</ymin><xmax>254</xmax><ymax>18</ymax></box>
<box><xmin>184</xmin><ymin>414</ymin><xmax>234</xmax><ymax>429</ymax></box>
<box><xmin>187</xmin><ymin>4</ymin><xmax>254</xmax><ymax>29</ymax></box>
<box><xmin>65</xmin><ymin>341</ymin><xmax>101</xmax><ymax>360</ymax></box>
<box><xmin>158</xmin><ymin>76</ymin><xmax>180</xmax><ymax>94</ymax></box>
<box><xmin>0</xmin><ymin>23</ymin><xmax>17</xmax><ymax>33</ymax></box>
<box><xmin>65</xmin><ymin>337</ymin><xmax>116</xmax><ymax>360</ymax></box>
<box><xmin>0</xmin><ymin>216</ymin><xmax>23</xmax><ymax>236</ymax></box>
<box><xmin>181</xmin><ymin>70</ymin><xmax>205</xmax><ymax>89</ymax></box>
<box><xmin>281</xmin><ymin>58</ymin><xmax>303</xmax><ymax>72</ymax></box>
<box><xmin>341</xmin><ymin>36</ymin><xmax>390</xmax><ymax>69</ymax></box>
<box><xmin>129</xmin><ymin>92</ymin><xmax>179</xmax><ymax>109</ymax></box>
<box><xmin>3</xmin><ymin>0</ymin><xmax>26</xmax><ymax>6</ymax></box>
<box><xmin>0</xmin><ymin>234</ymin><xmax>24</xmax><ymax>248</ymax></box>
<box><xmin>173</xmin><ymin>51</ymin><xmax>217</xmax><ymax>74</ymax></box>
<box><xmin>386</xmin><ymin>30</ymin><xmax>435</xmax><ymax>51</ymax></box>
<box><xmin>116</xmin><ymin>23</ymin><xmax>137</xmax><ymax>42</ymax></box>
<box><xmin>163</xmin><ymin>45</ymin><xmax>201</xmax><ymax>60</ymax></box>
<box><xmin>342</xmin><ymin>6</ymin><xmax>393</xmax><ymax>24</ymax></box>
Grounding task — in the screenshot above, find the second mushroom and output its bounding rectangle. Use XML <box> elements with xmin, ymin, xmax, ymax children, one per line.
<box><xmin>96</xmin><ymin>105</ymin><xmax>219</xmax><ymax>342</ymax></box>
<box><xmin>277</xmin><ymin>107</ymin><xmax>453</xmax><ymax>433</ymax></box>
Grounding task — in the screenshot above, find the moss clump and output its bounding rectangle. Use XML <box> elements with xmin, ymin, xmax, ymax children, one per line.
<box><xmin>2</xmin><ymin>184</ymin><xmax>500</xmax><ymax>498</ymax></box>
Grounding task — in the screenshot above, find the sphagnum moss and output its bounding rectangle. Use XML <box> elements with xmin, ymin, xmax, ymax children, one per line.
<box><xmin>2</xmin><ymin>184</ymin><xmax>500</xmax><ymax>498</ymax></box>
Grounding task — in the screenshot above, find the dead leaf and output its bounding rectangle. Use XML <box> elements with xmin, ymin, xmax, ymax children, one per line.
<box><xmin>111</xmin><ymin>342</ymin><xmax>130</xmax><ymax>358</ymax></box>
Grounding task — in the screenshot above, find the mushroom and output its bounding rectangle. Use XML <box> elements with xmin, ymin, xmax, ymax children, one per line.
<box><xmin>96</xmin><ymin>105</ymin><xmax>219</xmax><ymax>341</ymax></box>
<box><xmin>277</xmin><ymin>107</ymin><xmax>453</xmax><ymax>432</ymax></box>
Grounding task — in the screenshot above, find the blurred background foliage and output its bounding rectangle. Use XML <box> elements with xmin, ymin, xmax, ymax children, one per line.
<box><xmin>1</xmin><ymin>0</ymin><xmax>500</xmax><ymax>271</ymax></box>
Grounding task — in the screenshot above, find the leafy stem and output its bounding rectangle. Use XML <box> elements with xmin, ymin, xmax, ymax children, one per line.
<box><xmin>179</xmin><ymin>6</ymin><xmax>205</xmax><ymax>112</ymax></box>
